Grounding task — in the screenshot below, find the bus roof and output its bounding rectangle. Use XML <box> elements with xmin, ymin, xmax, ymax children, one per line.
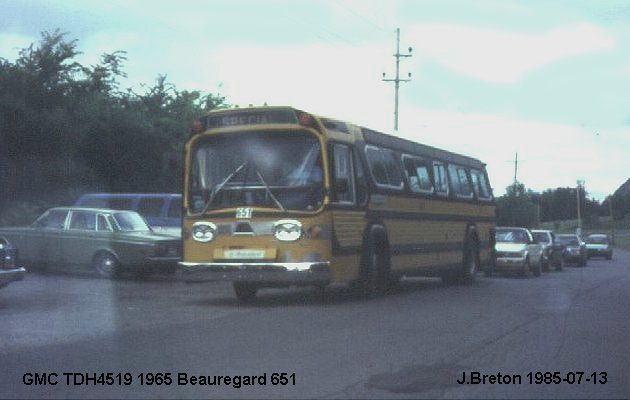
<box><xmin>199</xmin><ymin>106</ymin><xmax>486</xmax><ymax>169</ymax></box>
<box><xmin>360</xmin><ymin>127</ymin><xmax>486</xmax><ymax>169</ymax></box>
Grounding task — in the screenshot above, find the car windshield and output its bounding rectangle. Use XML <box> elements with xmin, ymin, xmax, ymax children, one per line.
<box><xmin>495</xmin><ymin>229</ymin><xmax>529</xmax><ymax>243</ymax></box>
<box><xmin>532</xmin><ymin>232</ymin><xmax>550</xmax><ymax>244</ymax></box>
<box><xmin>556</xmin><ymin>235</ymin><xmax>579</xmax><ymax>246</ymax></box>
<box><xmin>586</xmin><ymin>235</ymin><xmax>608</xmax><ymax>244</ymax></box>
<box><xmin>112</xmin><ymin>212</ymin><xmax>151</xmax><ymax>232</ymax></box>
<box><xmin>188</xmin><ymin>131</ymin><xmax>323</xmax><ymax>212</ymax></box>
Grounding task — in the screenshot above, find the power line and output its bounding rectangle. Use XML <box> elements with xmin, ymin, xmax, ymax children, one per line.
<box><xmin>328</xmin><ymin>0</ymin><xmax>390</xmax><ymax>33</ymax></box>
<box><xmin>282</xmin><ymin>6</ymin><xmax>361</xmax><ymax>48</ymax></box>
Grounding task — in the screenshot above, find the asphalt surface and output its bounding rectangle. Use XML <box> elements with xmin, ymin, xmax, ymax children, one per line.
<box><xmin>1</xmin><ymin>249</ymin><xmax>629</xmax><ymax>399</ymax></box>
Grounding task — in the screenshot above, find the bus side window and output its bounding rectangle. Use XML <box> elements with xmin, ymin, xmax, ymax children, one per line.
<box><xmin>448</xmin><ymin>164</ymin><xmax>473</xmax><ymax>198</ymax></box>
<box><xmin>433</xmin><ymin>161</ymin><xmax>449</xmax><ymax>196</ymax></box>
<box><xmin>354</xmin><ymin>147</ymin><xmax>368</xmax><ymax>206</ymax></box>
<box><xmin>365</xmin><ymin>145</ymin><xmax>404</xmax><ymax>189</ymax></box>
<box><xmin>471</xmin><ymin>169</ymin><xmax>492</xmax><ymax>200</ymax></box>
<box><xmin>457</xmin><ymin>166</ymin><xmax>473</xmax><ymax>197</ymax></box>
<box><xmin>332</xmin><ymin>143</ymin><xmax>356</xmax><ymax>204</ymax></box>
<box><xmin>402</xmin><ymin>155</ymin><xmax>434</xmax><ymax>194</ymax></box>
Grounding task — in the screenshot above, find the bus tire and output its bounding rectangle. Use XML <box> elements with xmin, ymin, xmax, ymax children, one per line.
<box><xmin>92</xmin><ymin>251</ymin><xmax>121</xmax><ymax>279</ymax></box>
<box><xmin>356</xmin><ymin>230</ymin><xmax>390</xmax><ymax>297</ymax></box>
<box><xmin>460</xmin><ymin>232</ymin><xmax>479</xmax><ymax>284</ymax></box>
<box><xmin>484</xmin><ymin>255</ymin><xmax>495</xmax><ymax>277</ymax></box>
<box><xmin>233</xmin><ymin>282</ymin><xmax>257</xmax><ymax>303</ymax></box>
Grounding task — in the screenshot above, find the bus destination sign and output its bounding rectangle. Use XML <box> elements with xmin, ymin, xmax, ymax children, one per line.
<box><xmin>204</xmin><ymin>109</ymin><xmax>298</xmax><ymax>129</ymax></box>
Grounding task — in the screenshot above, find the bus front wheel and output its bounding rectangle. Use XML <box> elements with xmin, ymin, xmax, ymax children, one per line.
<box><xmin>355</xmin><ymin>233</ymin><xmax>390</xmax><ymax>297</ymax></box>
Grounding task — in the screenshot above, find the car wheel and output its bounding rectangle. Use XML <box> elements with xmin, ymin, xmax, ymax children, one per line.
<box><xmin>233</xmin><ymin>282</ymin><xmax>257</xmax><ymax>303</ymax></box>
<box><xmin>92</xmin><ymin>252</ymin><xmax>121</xmax><ymax>279</ymax></box>
<box><xmin>533</xmin><ymin>258</ymin><xmax>542</xmax><ymax>277</ymax></box>
<box><xmin>542</xmin><ymin>257</ymin><xmax>550</xmax><ymax>272</ymax></box>
<box><xmin>521</xmin><ymin>259</ymin><xmax>530</xmax><ymax>277</ymax></box>
<box><xmin>555</xmin><ymin>260</ymin><xmax>563</xmax><ymax>271</ymax></box>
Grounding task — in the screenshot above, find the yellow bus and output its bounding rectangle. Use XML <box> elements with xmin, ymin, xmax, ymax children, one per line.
<box><xmin>179</xmin><ymin>106</ymin><xmax>495</xmax><ymax>301</ymax></box>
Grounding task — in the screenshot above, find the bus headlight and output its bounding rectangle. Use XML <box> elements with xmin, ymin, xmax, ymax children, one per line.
<box><xmin>273</xmin><ymin>219</ymin><xmax>302</xmax><ymax>241</ymax></box>
<box><xmin>192</xmin><ymin>222</ymin><xmax>217</xmax><ymax>243</ymax></box>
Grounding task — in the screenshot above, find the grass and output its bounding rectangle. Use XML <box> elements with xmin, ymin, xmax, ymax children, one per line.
<box><xmin>537</xmin><ymin>215</ymin><xmax>630</xmax><ymax>251</ymax></box>
<box><xmin>613</xmin><ymin>231</ymin><xmax>630</xmax><ymax>251</ymax></box>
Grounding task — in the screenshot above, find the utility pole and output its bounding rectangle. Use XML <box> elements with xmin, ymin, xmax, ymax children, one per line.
<box><xmin>576</xmin><ymin>179</ymin><xmax>585</xmax><ymax>237</ymax></box>
<box><xmin>608</xmin><ymin>195</ymin><xmax>615</xmax><ymax>245</ymax></box>
<box><xmin>513</xmin><ymin>152</ymin><xmax>518</xmax><ymax>183</ymax></box>
<box><xmin>382</xmin><ymin>28</ymin><xmax>412</xmax><ymax>131</ymax></box>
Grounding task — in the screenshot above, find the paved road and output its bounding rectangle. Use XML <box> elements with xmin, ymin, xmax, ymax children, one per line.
<box><xmin>1</xmin><ymin>250</ymin><xmax>629</xmax><ymax>399</ymax></box>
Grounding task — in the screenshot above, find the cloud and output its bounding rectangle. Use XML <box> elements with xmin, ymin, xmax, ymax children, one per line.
<box><xmin>203</xmin><ymin>39</ymin><xmax>626</xmax><ymax>201</ymax></box>
<box><xmin>391</xmin><ymin>106</ymin><xmax>628</xmax><ymax>200</ymax></box>
<box><xmin>407</xmin><ymin>22</ymin><xmax>615</xmax><ymax>83</ymax></box>
<box><xmin>208</xmin><ymin>43</ymin><xmax>390</xmax><ymax>113</ymax></box>
<box><xmin>0</xmin><ymin>33</ymin><xmax>33</xmax><ymax>60</ymax></box>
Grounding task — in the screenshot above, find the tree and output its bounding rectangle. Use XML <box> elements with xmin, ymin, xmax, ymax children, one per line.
<box><xmin>0</xmin><ymin>30</ymin><xmax>228</xmax><ymax>215</ymax></box>
<box><xmin>536</xmin><ymin>187</ymin><xmax>602</xmax><ymax>223</ymax></box>
<box><xmin>495</xmin><ymin>181</ymin><xmax>538</xmax><ymax>227</ymax></box>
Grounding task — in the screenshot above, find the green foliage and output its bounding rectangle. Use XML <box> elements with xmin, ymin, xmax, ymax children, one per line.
<box><xmin>609</xmin><ymin>179</ymin><xmax>630</xmax><ymax>220</ymax></box>
<box><xmin>537</xmin><ymin>186</ymin><xmax>602</xmax><ymax>223</ymax></box>
<box><xmin>495</xmin><ymin>181</ymin><xmax>538</xmax><ymax>228</ymax></box>
<box><xmin>0</xmin><ymin>30</ymin><xmax>228</xmax><ymax>224</ymax></box>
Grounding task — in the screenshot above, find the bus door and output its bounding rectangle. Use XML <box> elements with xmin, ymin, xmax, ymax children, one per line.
<box><xmin>329</xmin><ymin>143</ymin><xmax>367</xmax><ymax>281</ymax></box>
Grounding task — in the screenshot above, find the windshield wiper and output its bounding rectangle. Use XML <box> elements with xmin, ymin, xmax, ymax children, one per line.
<box><xmin>255</xmin><ymin>169</ymin><xmax>286</xmax><ymax>212</ymax></box>
<box><xmin>199</xmin><ymin>160</ymin><xmax>249</xmax><ymax>215</ymax></box>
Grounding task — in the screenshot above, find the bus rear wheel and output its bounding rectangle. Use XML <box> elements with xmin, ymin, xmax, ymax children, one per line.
<box><xmin>443</xmin><ymin>235</ymin><xmax>478</xmax><ymax>284</ymax></box>
<box><xmin>460</xmin><ymin>240</ymin><xmax>478</xmax><ymax>283</ymax></box>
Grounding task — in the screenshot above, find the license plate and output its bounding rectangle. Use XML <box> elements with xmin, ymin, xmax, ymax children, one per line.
<box><xmin>235</xmin><ymin>207</ymin><xmax>253</xmax><ymax>219</ymax></box>
<box><xmin>224</xmin><ymin>249</ymin><xmax>266</xmax><ymax>259</ymax></box>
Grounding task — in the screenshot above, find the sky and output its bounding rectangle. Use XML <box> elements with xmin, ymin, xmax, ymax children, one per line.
<box><xmin>1</xmin><ymin>0</ymin><xmax>628</xmax><ymax>201</ymax></box>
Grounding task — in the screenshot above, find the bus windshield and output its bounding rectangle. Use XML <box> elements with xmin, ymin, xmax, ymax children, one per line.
<box><xmin>189</xmin><ymin>131</ymin><xmax>323</xmax><ymax>213</ymax></box>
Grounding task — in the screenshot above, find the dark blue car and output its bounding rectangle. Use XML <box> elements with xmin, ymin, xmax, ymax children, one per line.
<box><xmin>74</xmin><ymin>193</ymin><xmax>181</xmax><ymax>237</ymax></box>
<box><xmin>0</xmin><ymin>236</ymin><xmax>25</xmax><ymax>288</ymax></box>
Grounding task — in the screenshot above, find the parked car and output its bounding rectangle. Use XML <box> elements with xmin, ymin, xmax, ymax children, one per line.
<box><xmin>556</xmin><ymin>234</ymin><xmax>588</xmax><ymax>266</ymax></box>
<box><xmin>491</xmin><ymin>227</ymin><xmax>543</xmax><ymax>277</ymax></box>
<box><xmin>0</xmin><ymin>236</ymin><xmax>26</xmax><ymax>288</ymax></box>
<box><xmin>531</xmin><ymin>229</ymin><xmax>564</xmax><ymax>271</ymax></box>
<box><xmin>0</xmin><ymin>207</ymin><xmax>180</xmax><ymax>278</ymax></box>
<box><xmin>584</xmin><ymin>233</ymin><xmax>613</xmax><ymax>260</ymax></box>
<box><xmin>74</xmin><ymin>193</ymin><xmax>181</xmax><ymax>237</ymax></box>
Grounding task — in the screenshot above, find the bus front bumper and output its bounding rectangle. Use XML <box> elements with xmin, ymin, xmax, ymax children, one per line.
<box><xmin>178</xmin><ymin>261</ymin><xmax>331</xmax><ymax>285</ymax></box>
